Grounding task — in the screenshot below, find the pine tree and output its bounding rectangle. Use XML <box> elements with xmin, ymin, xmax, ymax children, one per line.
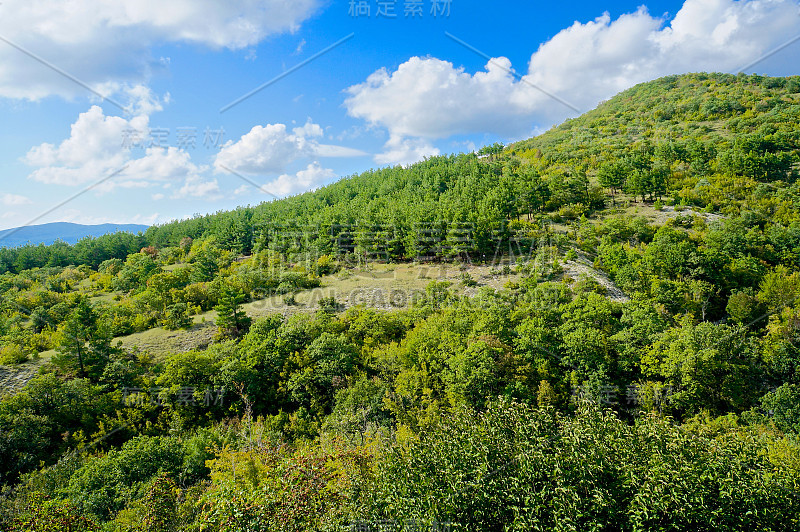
<box><xmin>214</xmin><ymin>287</ymin><xmax>251</xmax><ymax>340</ymax></box>
<box><xmin>56</xmin><ymin>297</ymin><xmax>114</xmax><ymax>379</ymax></box>
<box><xmin>597</xmin><ymin>162</ymin><xmax>627</xmax><ymax>206</ymax></box>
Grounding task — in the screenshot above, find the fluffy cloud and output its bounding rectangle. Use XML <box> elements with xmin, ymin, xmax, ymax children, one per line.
<box><xmin>174</xmin><ymin>176</ymin><xmax>222</xmax><ymax>200</ymax></box>
<box><xmin>24</xmin><ymin>106</ymin><xmax>140</xmax><ymax>185</ymax></box>
<box><xmin>214</xmin><ymin>123</ymin><xmax>320</xmax><ymax>175</ymax></box>
<box><xmin>346</xmin><ymin>0</ymin><xmax>800</xmax><ymax>164</ymax></box>
<box><xmin>374</xmin><ymin>136</ymin><xmax>440</xmax><ymax>167</ymax></box>
<box><xmin>520</xmin><ymin>0</ymin><xmax>800</xmax><ymax>115</ymax></box>
<box><xmin>23</xmin><ymin>105</ymin><xmax>220</xmax><ymax>199</ymax></box>
<box><xmin>0</xmin><ymin>0</ymin><xmax>320</xmax><ymax>100</ymax></box>
<box><xmin>346</xmin><ymin>56</ymin><xmax>529</xmax><ymax>140</ymax></box>
<box><xmin>215</xmin><ymin>121</ymin><xmax>366</xmax><ymax>174</ymax></box>
<box><xmin>25</xmin><ymin>107</ymin><xmax>356</xmax><ymax>201</ymax></box>
<box><xmin>263</xmin><ymin>162</ymin><xmax>336</xmax><ymax>197</ymax></box>
<box><xmin>234</xmin><ymin>162</ymin><xmax>336</xmax><ymax>198</ymax></box>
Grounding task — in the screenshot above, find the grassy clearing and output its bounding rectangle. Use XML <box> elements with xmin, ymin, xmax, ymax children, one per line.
<box><xmin>0</xmin><ymin>261</ymin><xmax>528</xmax><ymax>394</ymax></box>
<box><xmin>0</xmin><ymin>350</ymin><xmax>53</xmax><ymax>396</ymax></box>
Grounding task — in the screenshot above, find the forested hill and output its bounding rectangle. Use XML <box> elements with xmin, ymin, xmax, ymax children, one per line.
<box><xmin>513</xmin><ymin>72</ymin><xmax>800</xmax><ymax>172</ymax></box>
<box><xmin>1</xmin><ymin>72</ymin><xmax>799</xmax><ymax>273</ymax></box>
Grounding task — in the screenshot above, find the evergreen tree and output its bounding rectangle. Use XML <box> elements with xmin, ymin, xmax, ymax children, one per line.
<box><xmin>55</xmin><ymin>297</ymin><xmax>114</xmax><ymax>379</ymax></box>
<box><xmin>597</xmin><ymin>162</ymin><xmax>627</xmax><ymax>206</ymax></box>
<box><xmin>214</xmin><ymin>287</ymin><xmax>251</xmax><ymax>340</ymax></box>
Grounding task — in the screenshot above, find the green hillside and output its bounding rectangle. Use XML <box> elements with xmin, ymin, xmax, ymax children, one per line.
<box><xmin>2</xmin><ymin>73</ymin><xmax>800</xmax><ymax>531</ymax></box>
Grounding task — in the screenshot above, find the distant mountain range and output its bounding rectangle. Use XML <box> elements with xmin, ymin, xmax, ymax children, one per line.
<box><xmin>0</xmin><ymin>222</ymin><xmax>149</xmax><ymax>249</ymax></box>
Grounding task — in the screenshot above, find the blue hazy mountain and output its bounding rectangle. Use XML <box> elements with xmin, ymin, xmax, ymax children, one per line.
<box><xmin>0</xmin><ymin>222</ymin><xmax>149</xmax><ymax>249</ymax></box>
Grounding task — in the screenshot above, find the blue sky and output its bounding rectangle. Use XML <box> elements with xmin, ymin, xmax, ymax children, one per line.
<box><xmin>0</xmin><ymin>0</ymin><xmax>799</xmax><ymax>230</ymax></box>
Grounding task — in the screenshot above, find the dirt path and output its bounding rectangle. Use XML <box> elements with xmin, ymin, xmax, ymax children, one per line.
<box><xmin>652</xmin><ymin>205</ymin><xmax>724</xmax><ymax>225</ymax></box>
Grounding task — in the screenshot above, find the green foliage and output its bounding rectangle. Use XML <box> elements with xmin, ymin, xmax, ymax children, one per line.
<box><xmin>370</xmin><ymin>400</ymin><xmax>800</xmax><ymax>532</ymax></box>
<box><xmin>8</xmin><ymin>494</ymin><xmax>101</xmax><ymax>532</ymax></box>
<box><xmin>643</xmin><ymin>319</ymin><xmax>758</xmax><ymax>415</ymax></box>
<box><xmin>163</xmin><ymin>302</ymin><xmax>193</xmax><ymax>331</ymax></box>
<box><xmin>140</xmin><ymin>474</ymin><xmax>179</xmax><ymax>532</ymax></box>
<box><xmin>54</xmin><ymin>297</ymin><xmax>117</xmax><ymax>379</ymax></box>
<box><xmin>596</xmin><ymin>160</ymin><xmax>627</xmax><ymax>204</ymax></box>
<box><xmin>762</xmin><ymin>384</ymin><xmax>800</xmax><ymax>435</ymax></box>
<box><xmin>214</xmin><ymin>287</ymin><xmax>251</xmax><ymax>340</ymax></box>
<box><xmin>287</xmin><ymin>332</ymin><xmax>359</xmax><ymax>414</ymax></box>
<box><xmin>199</xmin><ymin>438</ymin><xmax>375</xmax><ymax>532</ymax></box>
<box><xmin>318</xmin><ymin>296</ymin><xmax>344</xmax><ymax>314</ymax></box>
<box><xmin>0</xmin><ymin>343</ymin><xmax>28</xmax><ymax>364</ymax></box>
<box><xmin>65</xmin><ymin>436</ymin><xmax>184</xmax><ymax>521</ymax></box>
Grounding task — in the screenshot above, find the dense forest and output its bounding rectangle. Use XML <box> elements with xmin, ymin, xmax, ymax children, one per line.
<box><xmin>1</xmin><ymin>72</ymin><xmax>800</xmax><ymax>531</ymax></box>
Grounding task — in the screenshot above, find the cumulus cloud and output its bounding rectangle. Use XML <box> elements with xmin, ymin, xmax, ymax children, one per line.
<box><xmin>0</xmin><ymin>0</ymin><xmax>320</xmax><ymax>100</ymax></box>
<box><xmin>25</xmin><ymin>108</ymin><xmax>355</xmax><ymax>201</ymax></box>
<box><xmin>24</xmin><ymin>106</ymin><xmax>140</xmax><ymax>185</ymax></box>
<box><xmin>374</xmin><ymin>136</ymin><xmax>440</xmax><ymax>167</ymax></box>
<box><xmin>346</xmin><ymin>56</ymin><xmax>529</xmax><ymax>140</ymax></box>
<box><xmin>345</xmin><ymin>0</ymin><xmax>800</xmax><ymax>164</ymax></box>
<box><xmin>214</xmin><ymin>123</ymin><xmax>319</xmax><ymax>175</ymax></box>
<box><xmin>23</xmin><ymin>105</ymin><xmax>220</xmax><ymax>199</ymax></box>
<box><xmin>262</xmin><ymin>162</ymin><xmax>336</xmax><ymax>197</ymax></box>
<box><xmin>215</xmin><ymin>121</ymin><xmax>366</xmax><ymax>174</ymax></box>
<box><xmin>121</xmin><ymin>84</ymin><xmax>169</xmax><ymax>116</ymax></box>
<box><xmin>233</xmin><ymin>162</ymin><xmax>336</xmax><ymax>198</ymax></box>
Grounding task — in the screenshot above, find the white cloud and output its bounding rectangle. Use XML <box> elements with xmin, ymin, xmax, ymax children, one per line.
<box><xmin>23</xmin><ymin>105</ymin><xmax>219</xmax><ymax>199</ymax></box>
<box><xmin>346</xmin><ymin>0</ymin><xmax>800</xmax><ymax>163</ymax></box>
<box><xmin>374</xmin><ymin>136</ymin><xmax>440</xmax><ymax>166</ymax></box>
<box><xmin>1</xmin><ymin>193</ymin><xmax>32</xmax><ymax>206</ymax></box>
<box><xmin>519</xmin><ymin>0</ymin><xmax>800</xmax><ymax>116</ymax></box>
<box><xmin>0</xmin><ymin>0</ymin><xmax>321</xmax><ymax>100</ymax></box>
<box><xmin>121</xmin><ymin>84</ymin><xmax>169</xmax><ymax>116</ymax></box>
<box><xmin>215</xmin><ymin>121</ymin><xmax>366</xmax><ymax>174</ymax></box>
<box><xmin>313</xmin><ymin>144</ymin><xmax>369</xmax><ymax>158</ymax></box>
<box><xmin>346</xmin><ymin>56</ymin><xmax>529</xmax><ymax>140</ymax></box>
<box><xmin>214</xmin><ymin>123</ymin><xmax>316</xmax><ymax>175</ymax></box>
<box><xmin>24</xmin><ymin>106</ymin><xmax>139</xmax><ymax>185</ymax></box>
<box><xmin>23</xmin><ymin>107</ymin><xmax>348</xmax><ymax>201</ymax></box>
<box><xmin>174</xmin><ymin>176</ymin><xmax>222</xmax><ymax>200</ymax></box>
<box><xmin>125</xmin><ymin>147</ymin><xmax>200</xmax><ymax>185</ymax></box>
<box><xmin>263</xmin><ymin>162</ymin><xmax>336</xmax><ymax>197</ymax></box>
<box><xmin>55</xmin><ymin>209</ymin><xmax>161</xmax><ymax>226</ymax></box>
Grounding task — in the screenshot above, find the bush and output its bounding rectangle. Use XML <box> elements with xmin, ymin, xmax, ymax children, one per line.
<box><xmin>318</xmin><ymin>296</ymin><xmax>344</xmax><ymax>314</ymax></box>
<box><xmin>368</xmin><ymin>401</ymin><xmax>800</xmax><ymax>531</ymax></box>
<box><xmin>163</xmin><ymin>303</ymin><xmax>193</xmax><ymax>331</ymax></box>
<box><xmin>0</xmin><ymin>344</ymin><xmax>28</xmax><ymax>364</ymax></box>
<box><xmin>8</xmin><ymin>494</ymin><xmax>101</xmax><ymax>532</ymax></box>
<box><xmin>459</xmin><ymin>272</ymin><xmax>478</xmax><ymax>287</ymax></box>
